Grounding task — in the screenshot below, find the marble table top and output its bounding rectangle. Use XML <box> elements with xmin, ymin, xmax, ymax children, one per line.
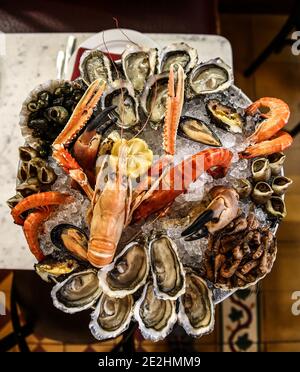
<box><xmin>0</xmin><ymin>32</ymin><xmax>232</xmax><ymax>270</ymax></box>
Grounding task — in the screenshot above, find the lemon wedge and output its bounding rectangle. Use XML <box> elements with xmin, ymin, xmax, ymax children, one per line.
<box><xmin>110</xmin><ymin>138</ymin><xmax>153</xmax><ymax>178</ymax></box>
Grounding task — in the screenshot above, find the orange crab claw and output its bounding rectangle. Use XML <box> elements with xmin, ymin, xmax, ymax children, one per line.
<box><xmin>53</xmin><ymin>79</ymin><xmax>106</xmax><ymax>148</ymax></box>
<box><xmin>163</xmin><ymin>64</ymin><xmax>185</xmax><ymax>155</ymax></box>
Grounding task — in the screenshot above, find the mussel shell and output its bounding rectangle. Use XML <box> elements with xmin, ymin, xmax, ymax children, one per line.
<box><xmin>122</xmin><ymin>46</ymin><xmax>157</xmax><ymax>92</ymax></box>
<box><xmin>133</xmin><ymin>282</ymin><xmax>177</xmax><ymax>341</ymax></box>
<box><xmin>51</xmin><ymin>224</ymin><xmax>88</xmax><ymax>262</ymax></box>
<box><xmin>251</xmin><ymin>182</ymin><xmax>273</xmax><ymax>204</ymax></box>
<box><xmin>51</xmin><ymin>269</ymin><xmax>101</xmax><ymax>313</ymax></box>
<box><xmin>188</xmin><ymin>58</ymin><xmax>233</xmax><ymax>96</ymax></box>
<box><xmin>206</xmin><ymin>99</ymin><xmax>244</xmax><ymax>134</ymax></box>
<box><xmin>266</xmin><ymin>196</ymin><xmax>287</xmax><ymax>218</ymax></box>
<box><xmin>178</xmin><ymin>273</ymin><xmax>214</xmax><ymax>337</ymax></box>
<box><xmin>101</xmin><ymin>80</ymin><xmax>139</xmax><ymax>129</ymax></box>
<box><xmin>251</xmin><ymin>158</ymin><xmax>271</xmax><ymax>182</ymax></box>
<box><xmin>149</xmin><ymin>235</ymin><xmax>185</xmax><ymax>300</ymax></box>
<box><xmin>180</xmin><ymin>116</ymin><xmax>222</xmax><ymax>147</ymax></box>
<box><xmin>267</xmin><ymin>152</ymin><xmax>286</xmax><ymax>176</ymax></box>
<box><xmin>98</xmin><ymin>242</ymin><xmax>149</xmax><ymax>298</ymax></box>
<box><xmin>34</xmin><ymin>257</ymin><xmax>79</xmax><ymax>283</ymax></box>
<box><xmin>79</xmin><ymin>49</ymin><xmax>113</xmax><ymax>85</ymax></box>
<box><xmin>140</xmin><ymin>72</ymin><xmax>169</xmax><ymax>128</ymax></box>
<box><xmin>89</xmin><ymin>292</ymin><xmax>133</xmax><ymax>341</ymax></box>
<box><xmin>272</xmin><ymin>176</ymin><xmax>293</xmax><ymax>196</ymax></box>
<box><xmin>158</xmin><ymin>42</ymin><xmax>198</xmax><ymax>73</ymax></box>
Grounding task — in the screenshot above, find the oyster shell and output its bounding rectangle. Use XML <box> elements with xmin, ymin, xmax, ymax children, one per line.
<box><xmin>207</xmin><ymin>99</ymin><xmax>244</xmax><ymax>134</ymax></box>
<box><xmin>101</xmin><ymin>80</ymin><xmax>139</xmax><ymax>129</ymax></box>
<box><xmin>133</xmin><ymin>282</ymin><xmax>177</xmax><ymax>341</ymax></box>
<box><xmin>51</xmin><ymin>269</ymin><xmax>101</xmax><ymax>313</ymax></box>
<box><xmin>180</xmin><ymin>116</ymin><xmax>222</xmax><ymax>147</ymax></box>
<box><xmin>122</xmin><ymin>46</ymin><xmax>157</xmax><ymax>92</ymax></box>
<box><xmin>89</xmin><ymin>293</ymin><xmax>133</xmax><ymax>340</ymax></box>
<box><xmin>178</xmin><ymin>272</ymin><xmax>214</xmax><ymax>337</ymax></box>
<box><xmin>79</xmin><ymin>49</ymin><xmax>113</xmax><ymax>85</ymax></box>
<box><xmin>98</xmin><ymin>242</ymin><xmax>149</xmax><ymax>298</ymax></box>
<box><xmin>51</xmin><ymin>224</ymin><xmax>88</xmax><ymax>262</ymax></box>
<box><xmin>34</xmin><ymin>257</ymin><xmax>79</xmax><ymax>283</ymax></box>
<box><xmin>140</xmin><ymin>72</ymin><xmax>169</xmax><ymax>128</ymax></box>
<box><xmin>158</xmin><ymin>42</ymin><xmax>198</xmax><ymax>73</ymax></box>
<box><xmin>149</xmin><ymin>234</ymin><xmax>185</xmax><ymax>300</ymax></box>
<box><xmin>188</xmin><ymin>58</ymin><xmax>233</xmax><ymax>96</ymax></box>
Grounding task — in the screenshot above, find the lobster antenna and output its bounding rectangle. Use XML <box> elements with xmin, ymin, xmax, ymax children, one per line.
<box><xmin>101</xmin><ymin>28</ymin><xmax>125</xmax><ymax>139</ymax></box>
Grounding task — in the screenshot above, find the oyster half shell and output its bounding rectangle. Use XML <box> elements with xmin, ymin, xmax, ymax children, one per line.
<box><xmin>101</xmin><ymin>80</ymin><xmax>140</xmax><ymax>129</ymax></box>
<box><xmin>89</xmin><ymin>293</ymin><xmax>133</xmax><ymax>340</ymax></box>
<box><xmin>79</xmin><ymin>49</ymin><xmax>113</xmax><ymax>85</ymax></box>
<box><xmin>51</xmin><ymin>269</ymin><xmax>101</xmax><ymax>313</ymax></box>
<box><xmin>188</xmin><ymin>58</ymin><xmax>233</xmax><ymax>96</ymax></box>
<box><xmin>122</xmin><ymin>46</ymin><xmax>157</xmax><ymax>93</ymax></box>
<box><xmin>178</xmin><ymin>272</ymin><xmax>214</xmax><ymax>337</ymax></box>
<box><xmin>158</xmin><ymin>42</ymin><xmax>198</xmax><ymax>73</ymax></box>
<box><xmin>98</xmin><ymin>242</ymin><xmax>149</xmax><ymax>298</ymax></box>
<box><xmin>149</xmin><ymin>234</ymin><xmax>185</xmax><ymax>300</ymax></box>
<box><xmin>134</xmin><ymin>282</ymin><xmax>177</xmax><ymax>341</ymax></box>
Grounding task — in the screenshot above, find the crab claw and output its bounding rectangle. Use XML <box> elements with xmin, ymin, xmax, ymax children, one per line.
<box><xmin>181</xmin><ymin>186</ymin><xmax>239</xmax><ymax>241</ymax></box>
<box><xmin>72</xmin><ymin>105</ymin><xmax>117</xmax><ymax>186</ymax></box>
<box><xmin>163</xmin><ymin>64</ymin><xmax>185</xmax><ymax>155</ymax></box>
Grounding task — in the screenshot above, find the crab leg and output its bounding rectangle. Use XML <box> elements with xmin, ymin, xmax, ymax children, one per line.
<box><xmin>163</xmin><ymin>64</ymin><xmax>185</xmax><ymax>155</ymax></box>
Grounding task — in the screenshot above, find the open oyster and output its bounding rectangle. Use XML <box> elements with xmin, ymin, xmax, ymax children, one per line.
<box><xmin>178</xmin><ymin>272</ymin><xmax>214</xmax><ymax>337</ymax></box>
<box><xmin>149</xmin><ymin>234</ymin><xmax>185</xmax><ymax>300</ymax></box>
<box><xmin>158</xmin><ymin>42</ymin><xmax>198</xmax><ymax>73</ymax></box>
<box><xmin>122</xmin><ymin>46</ymin><xmax>157</xmax><ymax>93</ymax></box>
<box><xmin>79</xmin><ymin>49</ymin><xmax>113</xmax><ymax>85</ymax></box>
<box><xmin>101</xmin><ymin>80</ymin><xmax>139</xmax><ymax>129</ymax></box>
<box><xmin>140</xmin><ymin>72</ymin><xmax>169</xmax><ymax>128</ymax></box>
<box><xmin>51</xmin><ymin>269</ymin><xmax>101</xmax><ymax>313</ymax></box>
<box><xmin>133</xmin><ymin>282</ymin><xmax>177</xmax><ymax>341</ymax></box>
<box><xmin>180</xmin><ymin>116</ymin><xmax>222</xmax><ymax>147</ymax></box>
<box><xmin>188</xmin><ymin>58</ymin><xmax>233</xmax><ymax>96</ymax></box>
<box><xmin>89</xmin><ymin>293</ymin><xmax>133</xmax><ymax>340</ymax></box>
<box><xmin>98</xmin><ymin>242</ymin><xmax>149</xmax><ymax>298</ymax></box>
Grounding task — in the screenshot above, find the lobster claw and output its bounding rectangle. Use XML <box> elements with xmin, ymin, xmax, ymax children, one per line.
<box><xmin>181</xmin><ymin>209</ymin><xmax>214</xmax><ymax>241</ymax></box>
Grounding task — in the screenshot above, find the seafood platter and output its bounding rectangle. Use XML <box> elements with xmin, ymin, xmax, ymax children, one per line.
<box><xmin>7</xmin><ymin>41</ymin><xmax>294</xmax><ymax>342</ymax></box>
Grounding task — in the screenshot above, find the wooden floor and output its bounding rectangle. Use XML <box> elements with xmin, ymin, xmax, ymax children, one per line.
<box><xmin>221</xmin><ymin>13</ymin><xmax>300</xmax><ymax>352</ymax></box>
<box><xmin>1</xmin><ymin>13</ymin><xmax>300</xmax><ymax>352</ymax></box>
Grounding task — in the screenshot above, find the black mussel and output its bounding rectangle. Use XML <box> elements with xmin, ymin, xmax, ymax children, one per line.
<box><xmin>180</xmin><ymin>116</ymin><xmax>222</xmax><ymax>146</ymax></box>
<box><xmin>61</xmin><ymin>82</ymin><xmax>73</xmax><ymax>95</ymax></box>
<box><xmin>28</xmin><ymin>118</ymin><xmax>49</xmax><ymax>131</ymax></box>
<box><xmin>72</xmin><ymin>89</ymin><xmax>84</xmax><ymax>102</ymax></box>
<box><xmin>6</xmin><ymin>193</ymin><xmax>24</xmax><ymax>209</ymax></box>
<box><xmin>51</xmin><ymin>224</ymin><xmax>88</xmax><ymax>262</ymax></box>
<box><xmin>46</xmin><ymin>106</ymin><xmax>69</xmax><ymax>125</ymax></box>
<box><xmin>206</xmin><ymin>99</ymin><xmax>244</xmax><ymax>134</ymax></box>
<box><xmin>52</xmin><ymin>96</ymin><xmax>65</xmax><ymax>106</ymax></box>
<box><xmin>19</xmin><ymin>146</ymin><xmax>38</xmax><ymax>162</ymax></box>
<box><xmin>38</xmin><ymin>90</ymin><xmax>52</xmax><ymax>104</ymax></box>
